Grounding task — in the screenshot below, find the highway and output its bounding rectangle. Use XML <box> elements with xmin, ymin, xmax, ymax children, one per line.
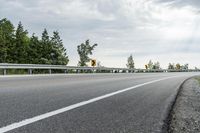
<box><xmin>0</xmin><ymin>73</ymin><xmax>199</xmax><ymax>133</ymax></box>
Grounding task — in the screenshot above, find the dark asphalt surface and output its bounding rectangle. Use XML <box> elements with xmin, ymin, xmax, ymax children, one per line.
<box><xmin>0</xmin><ymin>73</ymin><xmax>199</xmax><ymax>133</ymax></box>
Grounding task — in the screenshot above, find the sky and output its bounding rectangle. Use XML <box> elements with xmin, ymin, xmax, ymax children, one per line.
<box><xmin>0</xmin><ymin>0</ymin><xmax>200</xmax><ymax>68</ymax></box>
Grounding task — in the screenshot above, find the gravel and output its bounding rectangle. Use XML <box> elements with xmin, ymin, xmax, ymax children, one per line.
<box><xmin>169</xmin><ymin>77</ymin><xmax>200</xmax><ymax>133</ymax></box>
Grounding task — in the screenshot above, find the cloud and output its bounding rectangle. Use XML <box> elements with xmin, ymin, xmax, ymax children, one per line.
<box><xmin>156</xmin><ymin>0</ymin><xmax>200</xmax><ymax>9</ymax></box>
<box><xmin>0</xmin><ymin>0</ymin><xmax>200</xmax><ymax>68</ymax></box>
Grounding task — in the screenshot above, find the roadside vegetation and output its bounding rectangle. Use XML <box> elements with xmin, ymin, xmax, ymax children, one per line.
<box><xmin>0</xmin><ymin>18</ymin><xmax>197</xmax><ymax>74</ymax></box>
<box><xmin>77</xmin><ymin>40</ymin><xmax>97</xmax><ymax>66</ymax></box>
<box><xmin>169</xmin><ymin>78</ymin><xmax>200</xmax><ymax>133</ymax></box>
<box><xmin>195</xmin><ymin>77</ymin><xmax>200</xmax><ymax>85</ymax></box>
<box><xmin>0</xmin><ymin>18</ymin><xmax>69</xmax><ymax>65</ymax></box>
<box><xmin>0</xmin><ymin>18</ymin><xmax>99</xmax><ymax>74</ymax></box>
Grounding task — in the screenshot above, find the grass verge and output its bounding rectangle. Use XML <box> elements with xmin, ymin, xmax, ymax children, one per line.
<box><xmin>195</xmin><ymin>77</ymin><xmax>200</xmax><ymax>85</ymax></box>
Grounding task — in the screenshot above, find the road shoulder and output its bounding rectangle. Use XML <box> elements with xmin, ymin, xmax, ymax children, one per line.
<box><xmin>169</xmin><ymin>77</ymin><xmax>200</xmax><ymax>133</ymax></box>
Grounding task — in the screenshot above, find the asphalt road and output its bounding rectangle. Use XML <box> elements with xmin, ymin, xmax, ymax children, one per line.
<box><xmin>0</xmin><ymin>73</ymin><xmax>199</xmax><ymax>133</ymax></box>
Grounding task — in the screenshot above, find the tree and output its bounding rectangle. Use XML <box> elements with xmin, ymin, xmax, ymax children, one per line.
<box><xmin>77</xmin><ymin>39</ymin><xmax>97</xmax><ymax>66</ymax></box>
<box><xmin>168</xmin><ymin>63</ymin><xmax>175</xmax><ymax>69</ymax></box>
<box><xmin>39</xmin><ymin>29</ymin><xmax>52</xmax><ymax>64</ymax></box>
<box><xmin>0</xmin><ymin>18</ymin><xmax>15</xmax><ymax>63</ymax></box>
<box><xmin>182</xmin><ymin>64</ymin><xmax>189</xmax><ymax>70</ymax></box>
<box><xmin>14</xmin><ymin>21</ymin><xmax>29</xmax><ymax>63</ymax></box>
<box><xmin>126</xmin><ymin>54</ymin><xmax>135</xmax><ymax>69</ymax></box>
<box><xmin>147</xmin><ymin>60</ymin><xmax>153</xmax><ymax>69</ymax></box>
<box><xmin>0</xmin><ymin>18</ymin><xmax>70</xmax><ymax>66</ymax></box>
<box><xmin>50</xmin><ymin>31</ymin><xmax>69</xmax><ymax>65</ymax></box>
<box><xmin>27</xmin><ymin>34</ymin><xmax>40</xmax><ymax>64</ymax></box>
<box><xmin>153</xmin><ymin>61</ymin><xmax>160</xmax><ymax>69</ymax></box>
<box><xmin>176</xmin><ymin>63</ymin><xmax>181</xmax><ymax>70</ymax></box>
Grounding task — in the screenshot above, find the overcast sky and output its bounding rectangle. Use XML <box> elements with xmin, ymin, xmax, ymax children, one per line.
<box><xmin>0</xmin><ymin>0</ymin><xmax>200</xmax><ymax>68</ymax></box>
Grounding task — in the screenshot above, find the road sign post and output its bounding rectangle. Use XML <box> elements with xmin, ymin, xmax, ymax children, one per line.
<box><xmin>91</xmin><ymin>59</ymin><xmax>96</xmax><ymax>73</ymax></box>
<box><xmin>3</xmin><ymin>69</ymin><xmax>6</xmax><ymax>75</ymax></box>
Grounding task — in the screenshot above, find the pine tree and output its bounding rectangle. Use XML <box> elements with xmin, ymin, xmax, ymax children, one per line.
<box><xmin>0</xmin><ymin>18</ymin><xmax>70</xmax><ymax>66</ymax></box>
<box><xmin>39</xmin><ymin>29</ymin><xmax>51</xmax><ymax>64</ymax></box>
<box><xmin>14</xmin><ymin>22</ymin><xmax>29</xmax><ymax>63</ymax></box>
<box><xmin>0</xmin><ymin>18</ymin><xmax>15</xmax><ymax>63</ymax></box>
<box><xmin>148</xmin><ymin>60</ymin><xmax>153</xmax><ymax>69</ymax></box>
<box><xmin>51</xmin><ymin>31</ymin><xmax>69</xmax><ymax>65</ymax></box>
<box><xmin>153</xmin><ymin>61</ymin><xmax>160</xmax><ymax>69</ymax></box>
<box><xmin>168</xmin><ymin>63</ymin><xmax>174</xmax><ymax>69</ymax></box>
<box><xmin>126</xmin><ymin>54</ymin><xmax>135</xmax><ymax>69</ymax></box>
<box><xmin>28</xmin><ymin>34</ymin><xmax>40</xmax><ymax>64</ymax></box>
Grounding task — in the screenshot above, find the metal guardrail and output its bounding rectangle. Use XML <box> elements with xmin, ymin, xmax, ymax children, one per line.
<box><xmin>0</xmin><ymin>63</ymin><xmax>199</xmax><ymax>75</ymax></box>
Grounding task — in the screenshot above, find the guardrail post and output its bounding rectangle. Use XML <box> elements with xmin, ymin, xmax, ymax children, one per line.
<box><xmin>49</xmin><ymin>69</ymin><xmax>52</xmax><ymax>74</ymax></box>
<box><xmin>64</xmin><ymin>70</ymin><xmax>67</xmax><ymax>74</ymax></box>
<box><xmin>3</xmin><ymin>69</ymin><xmax>7</xmax><ymax>75</ymax></box>
<box><xmin>93</xmin><ymin>69</ymin><xmax>95</xmax><ymax>73</ymax></box>
<box><xmin>76</xmin><ymin>69</ymin><xmax>80</xmax><ymax>73</ymax></box>
<box><xmin>28</xmin><ymin>69</ymin><xmax>32</xmax><ymax>75</ymax></box>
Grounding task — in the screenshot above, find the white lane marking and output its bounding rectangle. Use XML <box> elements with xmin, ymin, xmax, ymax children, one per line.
<box><xmin>0</xmin><ymin>76</ymin><xmax>181</xmax><ymax>133</ymax></box>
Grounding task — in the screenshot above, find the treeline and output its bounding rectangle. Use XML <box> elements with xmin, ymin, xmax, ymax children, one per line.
<box><xmin>168</xmin><ymin>63</ymin><xmax>188</xmax><ymax>70</ymax></box>
<box><xmin>126</xmin><ymin>57</ymin><xmax>161</xmax><ymax>70</ymax></box>
<box><xmin>126</xmin><ymin>55</ymin><xmax>190</xmax><ymax>70</ymax></box>
<box><xmin>1</xmin><ymin>18</ymin><xmax>191</xmax><ymax>70</ymax></box>
<box><xmin>0</xmin><ymin>18</ymin><xmax>69</xmax><ymax>65</ymax></box>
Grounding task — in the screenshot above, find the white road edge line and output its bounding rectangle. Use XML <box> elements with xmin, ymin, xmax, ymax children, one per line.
<box><xmin>0</xmin><ymin>76</ymin><xmax>179</xmax><ymax>133</ymax></box>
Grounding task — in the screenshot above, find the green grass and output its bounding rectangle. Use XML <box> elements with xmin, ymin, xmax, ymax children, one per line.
<box><xmin>195</xmin><ymin>77</ymin><xmax>200</xmax><ymax>85</ymax></box>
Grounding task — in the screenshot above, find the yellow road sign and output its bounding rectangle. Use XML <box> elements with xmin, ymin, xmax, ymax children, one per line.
<box><xmin>91</xmin><ymin>59</ymin><xmax>96</xmax><ymax>67</ymax></box>
<box><xmin>145</xmin><ymin>65</ymin><xmax>148</xmax><ymax>69</ymax></box>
